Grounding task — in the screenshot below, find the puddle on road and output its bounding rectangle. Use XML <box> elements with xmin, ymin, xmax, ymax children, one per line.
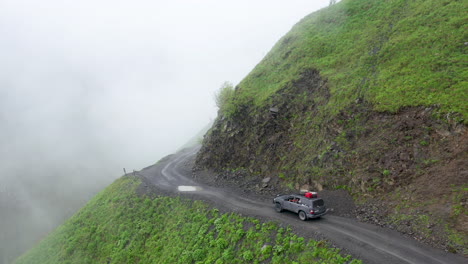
<box><xmin>178</xmin><ymin>186</ymin><xmax>202</xmax><ymax>192</ymax></box>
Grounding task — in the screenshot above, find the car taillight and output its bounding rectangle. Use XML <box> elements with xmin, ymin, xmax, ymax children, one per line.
<box><xmin>310</xmin><ymin>210</ymin><xmax>315</xmax><ymax>214</ymax></box>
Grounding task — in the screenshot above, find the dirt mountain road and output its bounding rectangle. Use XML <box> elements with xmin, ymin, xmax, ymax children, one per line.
<box><xmin>139</xmin><ymin>147</ymin><xmax>465</xmax><ymax>264</ymax></box>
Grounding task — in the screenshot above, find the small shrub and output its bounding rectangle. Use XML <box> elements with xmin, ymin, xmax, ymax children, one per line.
<box><xmin>216</xmin><ymin>238</ymin><xmax>228</xmax><ymax>249</ymax></box>
<box><xmin>214</xmin><ymin>82</ymin><xmax>235</xmax><ymax>115</ymax></box>
<box><xmin>192</xmin><ymin>249</ymin><xmax>206</xmax><ymax>261</ymax></box>
<box><xmin>242</xmin><ymin>250</ymin><xmax>254</xmax><ymax>261</ymax></box>
<box><xmin>419</xmin><ymin>140</ymin><xmax>429</xmax><ymax>146</ymax></box>
<box><xmin>273</xmin><ymin>245</ymin><xmax>284</xmax><ymax>255</ymax></box>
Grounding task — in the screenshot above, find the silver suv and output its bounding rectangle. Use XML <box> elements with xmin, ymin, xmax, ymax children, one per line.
<box><xmin>273</xmin><ymin>194</ymin><xmax>328</xmax><ymax>221</ymax></box>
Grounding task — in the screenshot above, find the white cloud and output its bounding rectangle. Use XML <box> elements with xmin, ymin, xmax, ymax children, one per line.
<box><xmin>1</xmin><ymin>0</ymin><xmax>329</xmax><ymax>169</ymax></box>
<box><xmin>0</xmin><ymin>0</ymin><xmax>330</xmax><ymax>259</ymax></box>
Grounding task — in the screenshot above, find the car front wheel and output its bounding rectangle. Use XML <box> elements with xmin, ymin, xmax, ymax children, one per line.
<box><xmin>275</xmin><ymin>203</ymin><xmax>283</xmax><ymax>213</ymax></box>
<box><xmin>298</xmin><ymin>211</ymin><xmax>307</xmax><ymax>221</ymax></box>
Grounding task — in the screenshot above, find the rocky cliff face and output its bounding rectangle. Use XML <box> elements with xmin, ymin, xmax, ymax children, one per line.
<box><xmin>196</xmin><ymin>69</ymin><xmax>328</xmax><ymax>178</ymax></box>
<box><xmin>197</xmin><ymin>68</ymin><xmax>466</xmax><ymax>193</ymax></box>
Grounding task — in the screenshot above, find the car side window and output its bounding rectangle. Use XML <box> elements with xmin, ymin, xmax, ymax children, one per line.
<box><xmin>288</xmin><ymin>197</ymin><xmax>300</xmax><ymax>203</ymax></box>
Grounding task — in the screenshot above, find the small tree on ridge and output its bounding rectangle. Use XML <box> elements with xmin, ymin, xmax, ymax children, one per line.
<box><xmin>214</xmin><ymin>81</ymin><xmax>234</xmax><ymax>114</ymax></box>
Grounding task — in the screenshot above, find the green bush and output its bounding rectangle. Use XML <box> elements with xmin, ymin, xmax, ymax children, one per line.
<box><xmin>214</xmin><ymin>81</ymin><xmax>235</xmax><ymax>115</ymax></box>
<box><xmin>242</xmin><ymin>250</ymin><xmax>254</xmax><ymax>261</ymax></box>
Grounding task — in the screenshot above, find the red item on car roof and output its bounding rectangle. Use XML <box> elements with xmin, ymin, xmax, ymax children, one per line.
<box><xmin>305</xmin><ymin>192</ymin><xmax>317</xmax><ymax>198</ymax></box>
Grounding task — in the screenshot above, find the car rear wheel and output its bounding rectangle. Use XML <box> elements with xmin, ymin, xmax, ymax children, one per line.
<box><xmin>298</xmin><ymin>211</ymin><xmax>307</xmax><ymax>221</ymax></box>
<box><xmin>275</xmin><ymin>203</ymin><xmax>283</xmax><ymax>213</ymax></box>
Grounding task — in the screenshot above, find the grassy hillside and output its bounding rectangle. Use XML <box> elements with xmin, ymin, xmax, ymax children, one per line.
<box><xmin>226</xmin><ymin>0</ymin><xmax>467</xmax><ymax>121</ymax></box>
<box><xmin>15</xmin><ymin>176</ymin><xmax>361</xmax><ymax>264</ymax></box>
<box><xmin>197</xmin><ymin>0</ymin><xmax>467</xmax><ymax>255</ymax></box>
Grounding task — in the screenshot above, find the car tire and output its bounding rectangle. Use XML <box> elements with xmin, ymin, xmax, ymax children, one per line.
<box><xmin>298</xmin><ymin>211</ymin><xmax>307</xmax><ymax>221</ymax></box>
<box><xmin>275</xmin><ymin>203</ymin><xmax>283</xmax><ymax>213</ymax></box>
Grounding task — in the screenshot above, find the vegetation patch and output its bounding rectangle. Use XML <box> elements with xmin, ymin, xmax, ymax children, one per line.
<box><xmin>227</xmin><ymin>0</ymin><xmax>467</xmax><ymax>122</ymax></box>
<box><xmin>16</xmin><ymin>176</ymin><xmax>361</xmax><ymax>264</ymax></box>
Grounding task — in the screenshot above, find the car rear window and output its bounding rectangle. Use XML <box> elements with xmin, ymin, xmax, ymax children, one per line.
<box><xmin>313</xmin><ymin>199</ymin><xmax>324</xmax><ymax>207</ymax></box>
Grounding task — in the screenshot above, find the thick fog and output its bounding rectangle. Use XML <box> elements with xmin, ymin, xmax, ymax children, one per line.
<box><xmin>0</xmin><ymin>0</ymin><xmax>329</xmax><ymax>262</ymax></box>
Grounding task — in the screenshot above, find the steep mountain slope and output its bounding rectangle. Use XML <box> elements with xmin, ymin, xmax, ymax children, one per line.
<box><xmin>15</xmin><ymin>175</ymin><xmax>361</xmax><ymax>264</ymax></box>
<box><xmin>196</xmin><ymin>0</ymin><xmax>467</xmax><ymax>254</ymax></box>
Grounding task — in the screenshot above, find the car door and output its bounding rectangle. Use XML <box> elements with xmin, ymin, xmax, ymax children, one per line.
<box><xmin>283</xmin><ymin>196</ymin><xmax>295</xmax><ymax>211</ymax></box>
<box><xmin>297</xmin><ymin>199</ymin><xmax>312</xmax><ymax>214</ymax></box>
<box><xmin>290</xmin><ymin>196</ymin><xmax>303</xmax><ymax>213</ymax></box>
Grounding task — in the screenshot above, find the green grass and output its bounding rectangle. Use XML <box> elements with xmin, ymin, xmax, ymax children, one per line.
<box><xmin>15</xmin><ymin>176</ymin><xmax>361</xmax><ymax>264</ymax></box>
<box><xmin>227</xmin><ymin>0</ymin><xmax>467</xmax><ymax>122</ymax></box>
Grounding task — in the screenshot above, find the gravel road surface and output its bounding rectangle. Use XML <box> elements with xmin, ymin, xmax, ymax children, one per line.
<box><xmin>138</xmin><ymin>147</ymin><xmax>466</xmax><ymax>264</ymax></box>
